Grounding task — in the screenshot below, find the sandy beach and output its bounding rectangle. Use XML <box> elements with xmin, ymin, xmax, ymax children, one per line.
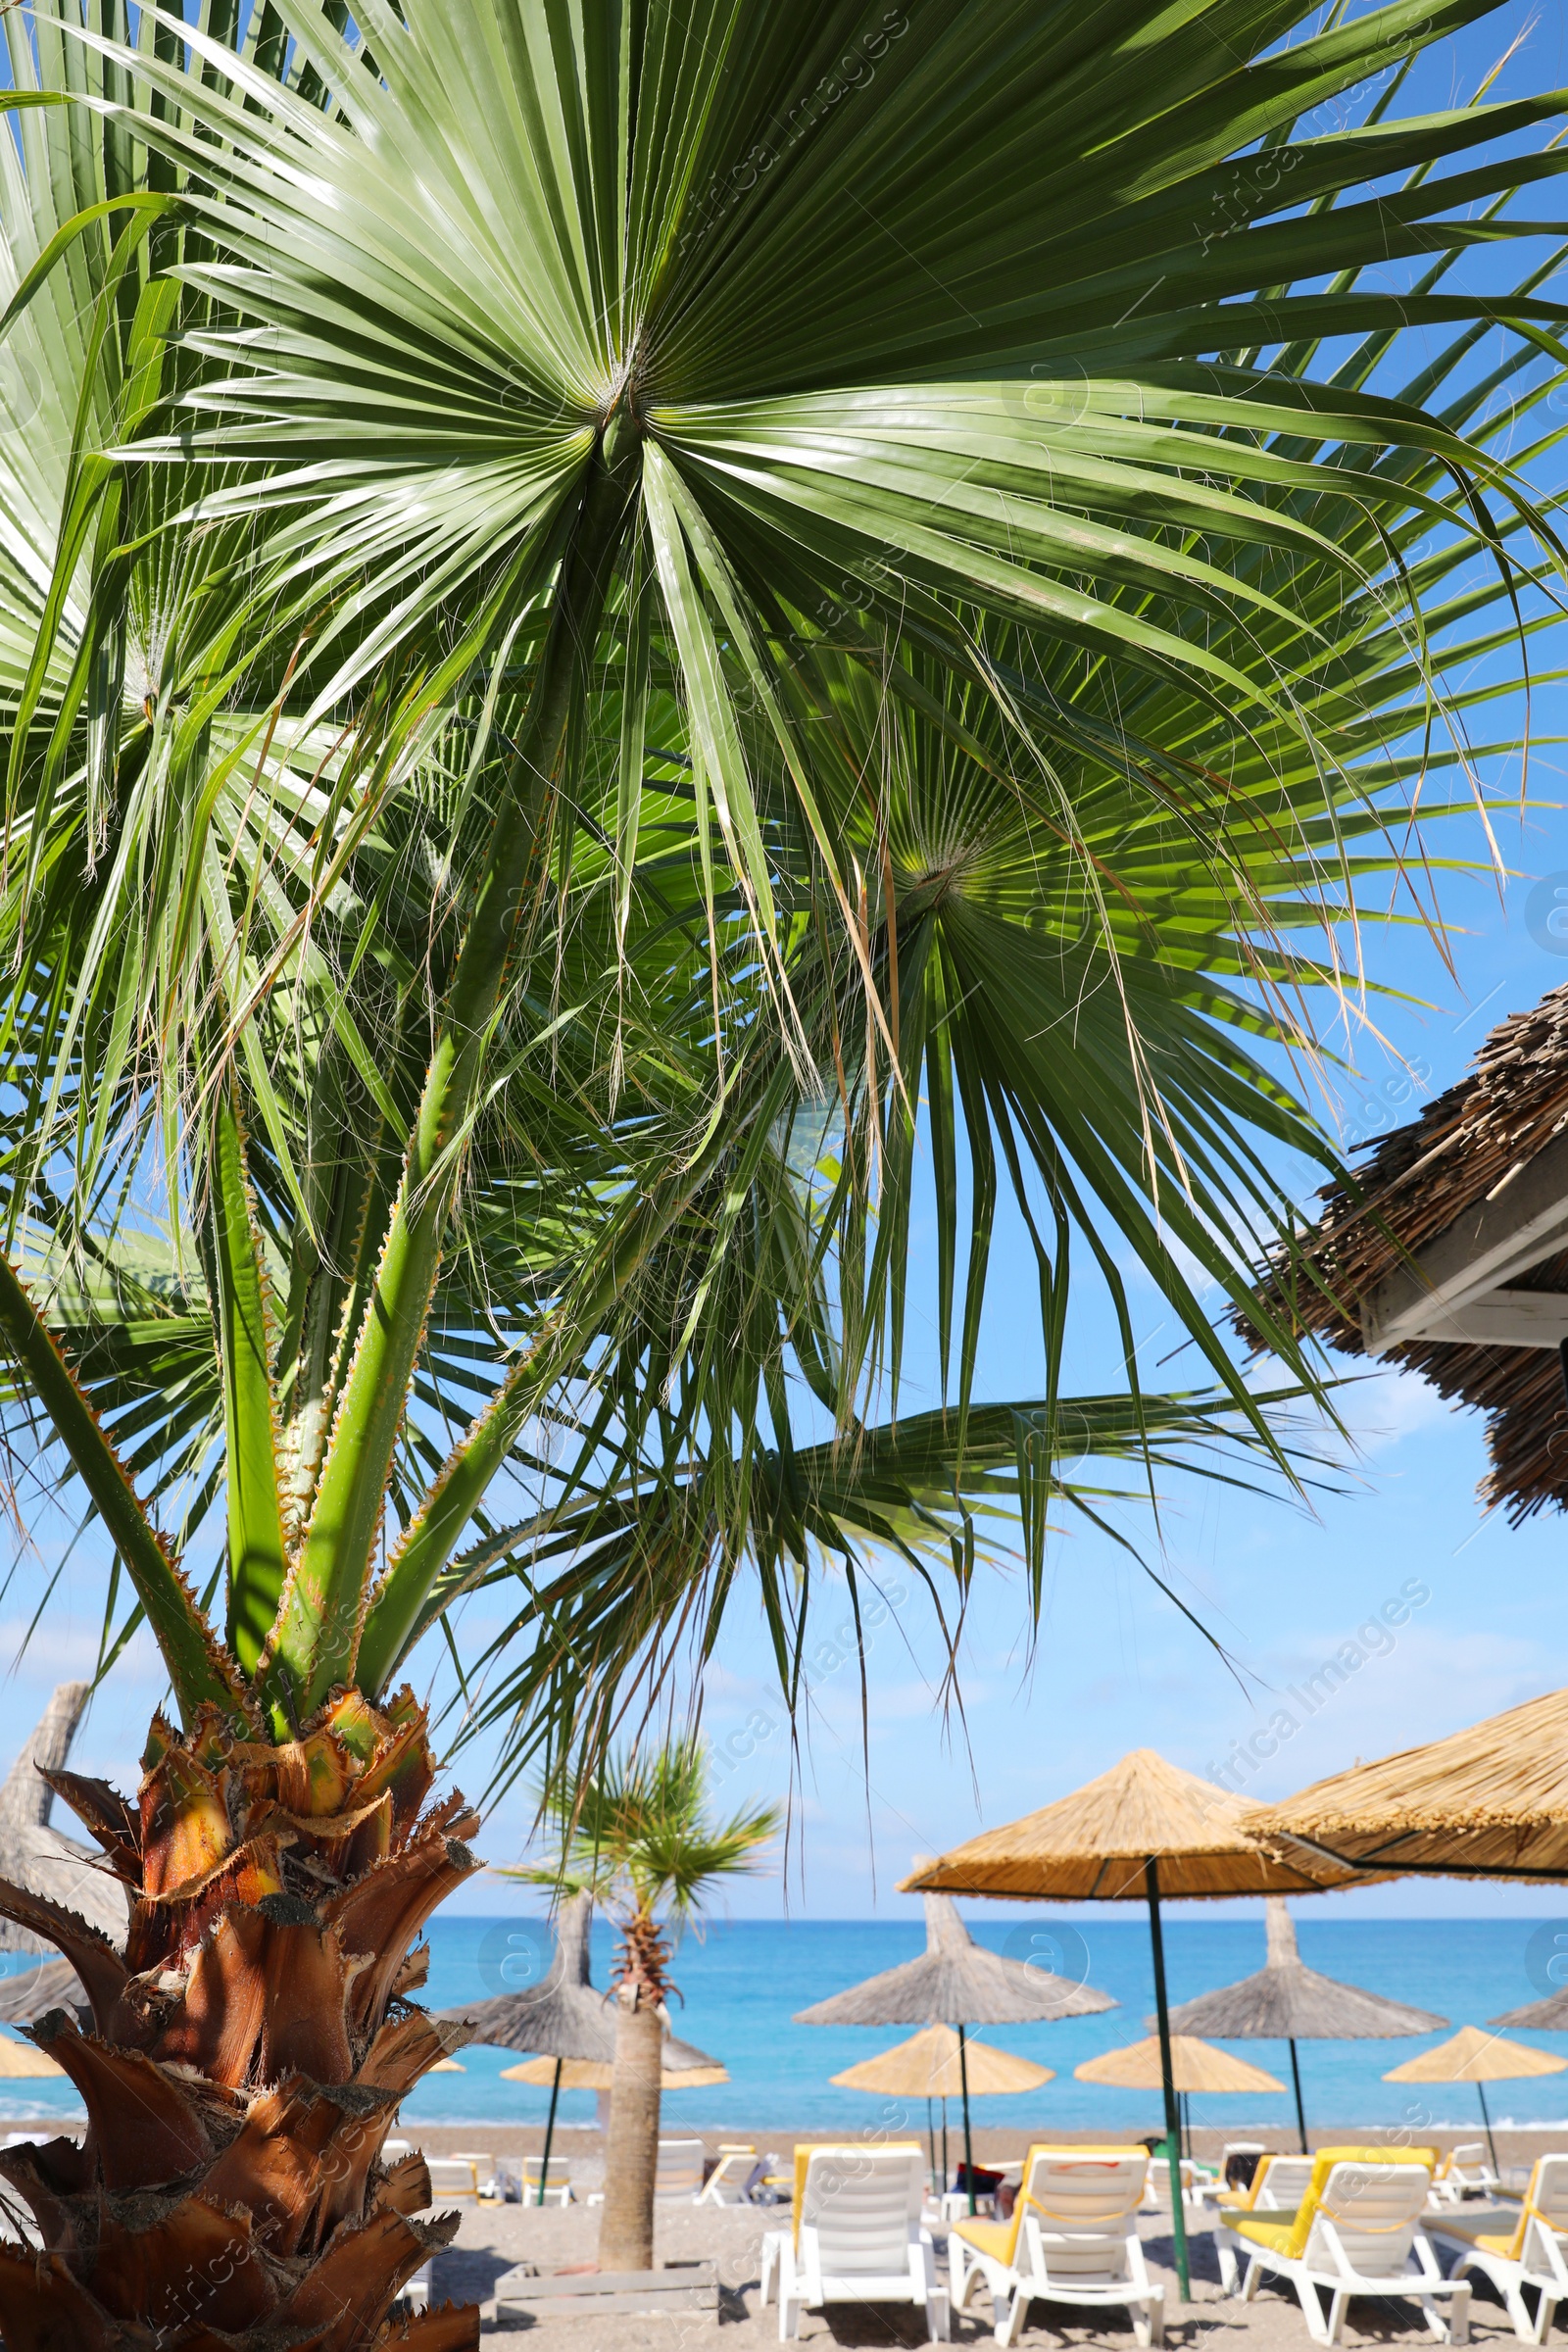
<box><xmin>357</xmin><ymin>2124</ymin><xmax>1567</xmax><ymax>2346</ymax></box>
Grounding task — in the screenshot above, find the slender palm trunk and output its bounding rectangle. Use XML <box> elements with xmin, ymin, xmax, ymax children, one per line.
<box><xmin>598</xmin><ymin>1997</ymin><xmax>663</xmax><ymax>2271</ymax></box>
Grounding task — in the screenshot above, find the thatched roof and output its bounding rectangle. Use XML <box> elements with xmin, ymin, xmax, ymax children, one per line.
<box><xmin>0</xmin><ymin>2037</ymin><xmax>64</xmax><ymax>2078</ymax></box>
<box><xmin>795</xmin><ymin>1882</ymin><xmax>1114</xmax><ymax>2026</ymax></box>
<box><xmin>501</xmin><ymin>2053</ymin><xmax>730</xmax><ymax>2090</ymax></box>
<box><xmin>1076</xmin><ymin>2034</ymin><xmax>1284</xmax><ymax>2094</ymax></box>
<box><xmin>0</xmin><ymin>1683</ymin><xmax>128</xmax><ymax>1953</ymax></box>
<box><xmin>1251</xmin><ymin>1688</ymin><xmax>1568</xmax><ymax>1883</ymax></box>
<box><xmin>435</xmin><ymin>1889</ymin><xmax>719</xmax><ymax>2069</ymax></box>
<box><xmin>1383</xmin><ymin>2025</ymin><xmax>1565</xmax><ymax>2086</ymax></box>
<box><xmin>1254</xmin><ymin>983</ymin><xmax>1568</xmax><ymax>1524</ymax></box>
<box><xmin>1492</xmin><ymin>1984</ymin><xmax>1568</xmax><ymax>2031</ymax></box>
<box><xmin>0</xmin><ymin>1959</ymin><xmax>85</xmax><ymax>2027</ymax></box>
<box><xmin>830</xmin><ymin>2023</ymin><xmax>1051</xmax><ymax>2099</ymax></box>
<box><xmin>904</xmin><ymin>1750</ymin><xmax>1366</xmax><ymax>1902</ymax></box>
<box><xmin>1166</xmin><ymin>1897</ymin><xmax>1446</xmax><ymax>2041</ymax></box>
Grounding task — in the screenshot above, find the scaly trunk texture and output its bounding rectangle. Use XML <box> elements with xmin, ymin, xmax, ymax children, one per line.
<box><xmin>597</xmin><ymin>2001</ymin><xmax>663</xmax><ymax>2273</ymax></box>
<box><xmin>0</xmin><ymin>1685</ymin><xmax>481</xmax><ymax>2348</ymax></box>
<box><xmin>596</xmin><ymin>1912</ymin><xmax>671</xmax><ymax>2274</ymax></box>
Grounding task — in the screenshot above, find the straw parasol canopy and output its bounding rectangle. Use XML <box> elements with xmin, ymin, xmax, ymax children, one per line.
<box><xmin>436</xmin><ymin>1889</ymin><xmax>718</xmax><ymax>2071</ymax></box>
<box><xmin>797</xmin><ymin>1875</ymin><xmax>1111</xmax><ymax>2220</ymax></box>
<box><xmin>1250</xmin><ymin>981</ymin><xmax>1568</xmax><ymax>1524</ymax></box>
<box><xmin>1169</xmin><ymin>1901</ymin><xmax>1446</xmax><ymax>2042</ymax></box>
<box><xmin>1384</xmin><ymin>2025</ymin><xmax>1567</xmax><ymax>2088</ymax></box>
<box><xmin>0</xmin><ymin>2035</ymin><xmax>65</xmax><ymax>2079</ymax></box>
<box><xmin>905</xmin><ymin>1749</ymin><xmax>1366</xmax><ymax>1902</ymax></box>
<box><xmin>1492</xmin><ymin>1985</ymin><xmax>1568</xmax><ymax>2031</ymax></box>
<box><xmin>795</xmin><ymin>1886</ymin><xmax>1113</xmax><ymax>2028</ymax></box>
<box><xmin>502</xmin><ymin>2054</ymin><xmax>731</xmax><ymax>2091</ymax></box>
<box><xmin>831</xmin><ymin>2023</ymin><xmax>1052</xmax><ymax>2101</ymax></box>
<box><xmin>438</xmin><ymin>1889</ymin><xmax>723</xmax><ymax>2191</ymax></box>
<box><xmin>1251</xmin><ymin>1689</ymin><xmax>1568</xmax><ymax>1884</ymax></box>
<box><xmin>1166</xmin><ymin>1898</ymin><xmax>1446</xmax><ymax>2150</ymax></box>
<box><xmin>0</xmin><ymin>1683</ymin><xmax>129</xmax><ymax>1952</ymax></box>
<box><xmin>0</xmin><ymin>1960</ymin><xmax>87</xmax><ymax>2029</ymax></box>
<box><xmin>906</xmin><ymin>1750</ymin><xmax>1363</xmax><ymax>2300</ymax></box>
<box><xmin>906</xmin><ymin>1732</ymin><xmax>1364</xmax><ymax>1916</ymax></box>
<box><xmin>1076</xmin><ymin>2035</ymin><xmax>1284</xmax><ymax>2095</ymax></box>
<box><xmin>1383</xmin><ymin>2025</ymin><xmax>1566</xmax><ymax>2171</ymax></box>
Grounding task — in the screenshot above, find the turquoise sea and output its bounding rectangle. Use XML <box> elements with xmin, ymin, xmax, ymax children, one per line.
<box><xmin>7</xmin><ymin>1913</ymin><xmax>1568</xmax><ymax>2134</ymax></box>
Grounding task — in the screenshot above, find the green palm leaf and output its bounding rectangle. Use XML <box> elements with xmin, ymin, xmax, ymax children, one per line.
<box><xmin>0</xmin><ymin>0</ymin><xmax>1560</xmax><ymax>1750</ymax></box>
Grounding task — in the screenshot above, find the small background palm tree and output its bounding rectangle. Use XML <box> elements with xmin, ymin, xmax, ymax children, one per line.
<box><xmin>508</xmin><ymin>1740</ymin><xmax>779</xmax><ymax>2273</ymax></box>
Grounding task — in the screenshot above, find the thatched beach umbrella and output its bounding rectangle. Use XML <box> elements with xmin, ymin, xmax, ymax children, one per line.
<box><xmin>1167</xmin><ymin>1897</ymin><xmax>1446</xmax><ymax>2150</ymax></box>
<box><xmin>1385</xmin><ymin>2026</ymin><xmax>1566</xmax><ymax>2173</ymax></box>
<box><xmin>796</xmin><ymin>1875</ymin><xmax>1112</xmax><ymax>2217</ymax></box>
<box><xmin>438</xmin><ymin>1890</ymin><xmax>720</xmax><ymax>2193</ymax></box>
<box><xmin>0</xmin><ymin>1683</ymin><xmax>127</xmax><ymax>1950</ymax></box>
<box><xmin>1077</xmin><ymin>2033</ymin><xmax>1283</xmax><ymax>2163</ymax></box>
<box><xmin>1252</xmin><ymin>1689</ymin><xmax>1568</xmax><ymax>1886</ymax></box>
<box><xmin>1077</xmin><ymin>2033</ymin><xmax>1284</xmax><ymax>2092</ymax></box>
<box><xmin>833</xmin><ymin>2022</ymin><xmax>1052</xmax><ymax>2101</ymax></box>
<box><xmin>1492</xmin><ymin>1984</ymin><xmax>1568</xmax><ymax>2031</ymax></box>
<box><xmin>0</xmin><ymin>2036</ymin><xmax>65</xmax><ymax>2080</ymax></box>
<box><xmin>0</xmin><ymin>1959</ymin><xmax>84</xmax><ymax>2029</ymax></box>
<box><xmin>831</xmin><ymin>2023</ymin><xmax>1052</xmax><ymax>2188</ymax></box>
<box><xmin>502</xmin><ymin>2052</ymin><xmax>730</xmax><ymax>2091</ymax></box>
<box><xmin>906</xmin><ymin>1748</ymin><xmax>1359</xmax><ymax>2296</ymax></box>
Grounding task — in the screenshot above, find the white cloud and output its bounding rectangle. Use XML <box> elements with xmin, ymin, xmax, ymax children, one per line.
<box><xmin>1337</xmin><ymin>1364</ymin><xmax>1461</xmax><ymax>1456</ymax></box>
<box><xmin>0</xmin><ymin>1618</ymin><xmax>160</xmax><ymax>1682</ymax></box>
<box><xmin>1199</xmin><ymin>1621</ymin><xmax>1547</xmax><ymax>1804</ymax></box>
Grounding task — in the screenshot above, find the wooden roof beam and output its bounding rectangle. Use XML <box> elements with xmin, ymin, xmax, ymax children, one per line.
<box><xmin>1359</xmin><ymin>1125</ymin><xmax>1568</xmax><ymax>1352</ymax></box>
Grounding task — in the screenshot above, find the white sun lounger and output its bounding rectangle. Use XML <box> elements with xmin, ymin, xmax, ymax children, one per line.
<box><xmin>1231</xmin><ymin>2151</ymin><xmax>1469</xmax><ymax>2345</ymax></box>
<box><xmin>1141</xmin><ymin>2151</ymin><xmax>1205</xmax><ymax>2221</ymax></box>
<box><xmin>1431</xmin><ymin>2145</ymin><xmax>1501</xmax><ymax>2205</ymax></box>
<box><xmin>950</xmin><ymin>2144</ymin><xmax>1163</xmax><ymax>2349</ymax></box>
<box><xmin>519</xmin><ymin>2152</ymin><xmax>573</xmax><ymax>2206</ymax></box>
<box><xmin>425</xmin><ymin>2152</ymin><xmax>491</xmax><ymax>2202</ymax></box>
<box><xmin>759</xmin><ymin>2143</ymin><xmax>948</xmax><ymax>2342</ymax></box>
<box><xmin>1430</xmin><ymin>2155</ymin><xmax>1568</xmax><ymax>2341</ymax></box>
<box><xmin>655</xmin><ymin>2136</ymin><xmax>707</xmax><ymax>2202</ymax></box>
<box><xmin>698</xmin><ymin>2146</ymin><xmax>766</xmax><ymax>2205</ymax></box>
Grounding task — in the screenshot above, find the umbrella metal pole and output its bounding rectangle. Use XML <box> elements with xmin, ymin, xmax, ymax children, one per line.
<box><xmin>539</xmin><ymin>2056</ymin><xmax>564</xmax><ymax>2206</ymax></box>
<box><xmin>1288</xmin><ymin>2040</ymin><xmax>1308</xmax><ymax>2154</ymax></box>
<box><xmin>1146</xmin><ymin>1859</ymin><xmax>1191</xmax><ymax>2303</ymax></box>
<box><xmin>1476</xmin><ymin>2080</ymin><xmax>1500</xmax><ymax>2177</ymax></box>
<box><xmin>927</xmin><ymin>2098</ymin><xmax>936</xmax><ymax>2195</ymax></box>
<box><xmin>959</xmin><ymin>2023</ymin><xmax>977</xmax><ymax>2217</ymax></box>
<box><xmin>942</xmin><ymin>2098</ymin><xmax>950</xmax><ymax>2197</ymax></box>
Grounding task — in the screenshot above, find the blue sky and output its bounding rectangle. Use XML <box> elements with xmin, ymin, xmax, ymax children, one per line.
<box><xmin>7</xmin><ymin>3</ymin><xmax>1568</xmax><ymax>1930</ymax></box>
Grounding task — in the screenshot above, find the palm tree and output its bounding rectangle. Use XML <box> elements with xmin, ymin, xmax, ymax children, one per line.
<box><xmin>0</xmin><ymin>0</ymin><xmax>1558</xmax><ymax>2340</ymax></box>
<box><xmin>508</xmin><ymin>1740</ymin><xmax>778</xmax><ymax>2275</ymax></box>
<box><xmin>454</xmin><ymin>1385</ymin><xmax>1335</xmax><ymax>1792</ymax></box>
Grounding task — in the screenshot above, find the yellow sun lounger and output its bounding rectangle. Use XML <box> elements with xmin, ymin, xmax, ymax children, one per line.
<box><xmin>1215</xmin><ymin>2149</ymin><xmax>1436</xmax><ymax>2291</ymax></box>
<box><xmin>1227</xmin><ymin>2148</ymin><xmax>1466</xmax><ymax>2346</ymax></box>
<box><xmin>949</xmin><ymin>2145</ymin><xmax>1162</xmax><ymax>2349</ymax></box>
<box><xmin>1429</xmin><ymin>2156</ymin><xmax>1568</xmax><ymax>2342</ymax></box>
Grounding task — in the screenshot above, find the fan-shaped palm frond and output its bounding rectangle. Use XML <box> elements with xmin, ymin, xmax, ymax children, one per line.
<box><xmin>0</xmin><ymin>8</ymin><xmax>1559</xmax><ymax>2336</ymax></box>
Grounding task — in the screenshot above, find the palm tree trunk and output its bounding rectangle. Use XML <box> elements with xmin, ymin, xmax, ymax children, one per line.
<box><xmin>597</xmin><ymin>1997</ymin><xmax>663</xmax><ymax>2273</ymax></box>
<box><xmin>0</xmin><ymin>1688</ymin><xmax>481</xmax><ymax>2347</ymax></box>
